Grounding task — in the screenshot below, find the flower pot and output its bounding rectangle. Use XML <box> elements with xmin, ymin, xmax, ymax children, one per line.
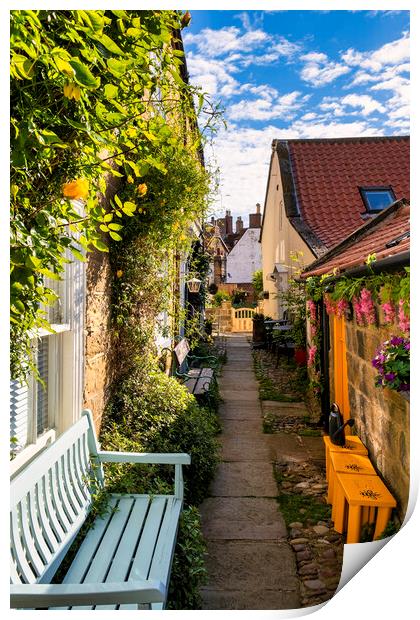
<box><xmin>294</xmin><ymin>347</ymin><xmax>307</xmax><ymax>366</ymax></box>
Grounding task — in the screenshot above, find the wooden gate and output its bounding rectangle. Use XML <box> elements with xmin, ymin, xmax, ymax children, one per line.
<box><xmin>231</xmin><ymin>307</ymin><xmax>255</xmax><ymax>332</ymax></box>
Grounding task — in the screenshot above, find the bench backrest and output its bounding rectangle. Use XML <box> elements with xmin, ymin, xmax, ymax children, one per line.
<box><xmin>10</xmin><ymin>411</ymin><xmax>101</xmax><ymax>585</ymax></box>
<box><xmin>173</xmin><ymin>338</ymin><xmax>190</xmax><ymax>366</ymax></box>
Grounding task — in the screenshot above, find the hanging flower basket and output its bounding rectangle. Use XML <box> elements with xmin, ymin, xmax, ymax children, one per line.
<box><xmin>372</xmin><ymin>336</ymin><xmax>410</xmax><ymax>394</ymax></box>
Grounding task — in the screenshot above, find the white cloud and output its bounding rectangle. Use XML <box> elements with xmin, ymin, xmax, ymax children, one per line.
<box><xmin>227</xmin><ymin>90</ymin><xmax>307</xmax><ymax>121</ymax></box>
<box><xmin>342</xmin><ymin>32</ymin><xmax>409</xmax><ymax>72</ymax></box>
<box><xmin>341</xmin><ymin>94</ymin><xmax>386</xmax><ymax>116</ymax></box>
<box><xmin>206</xmin><ymin>119</ymin><xmax>384</xmax><ymax>221</ymax></box>
<box><xmin>300</xmin><ymin>52</ymin><xmax>351</xmax><ymax>87</ymax></box>
<box><xmin>184</xmin><ymin>26</ymin><xmax>269</xmax><ymax>58</ymax></box>
<box><xmin>187</xmin><ymin>55</ymin><xmax>240</xmax><ymax>98</ymax></box>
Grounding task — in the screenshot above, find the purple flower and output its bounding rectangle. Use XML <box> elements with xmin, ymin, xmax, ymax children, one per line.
<box><xmin>405</xmin><ymin>343</ymin><xmax>410</xmax><ymax>351</ymax></box>
<box><xmin>390</xmin><ymin>336</ymin><xmax>404</xmax><ymax>346</ymax></box>
<box><xmin>399</xmin><ymin>383</ymin><xmax>410</xmax><ymax>392</ymax></box>
<box><xmin>385</xmin><ymin>372</ymin><xmax>396</xmax><ymax>382</ymax></box>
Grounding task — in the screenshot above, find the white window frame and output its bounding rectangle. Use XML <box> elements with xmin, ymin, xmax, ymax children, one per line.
<box><xmin>10</xmin><ymin>203</ymin><xmax>86</xmax><ymax>477</ymax></box>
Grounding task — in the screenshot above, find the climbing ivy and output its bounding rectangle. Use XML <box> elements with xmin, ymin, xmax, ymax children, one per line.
<box><xmin>10</xmin><ymin>9</ymin><xmax>217</xmax><ymax>380</ymax></box>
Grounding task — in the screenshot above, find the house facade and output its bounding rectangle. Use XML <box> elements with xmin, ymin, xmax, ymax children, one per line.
<box><xmin>301</xmin><ymin>199</ymin><xmax>410</xmax><ymax>517</ymax></box>
<box><xmin>260</xmin><ymin>136</ymin><xmax>410</xmax><ymax>318</ymax></box>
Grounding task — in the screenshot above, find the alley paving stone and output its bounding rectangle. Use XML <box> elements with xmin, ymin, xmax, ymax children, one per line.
<box><xmin>199</xmin><ymin>334</ymin><xmax>300</xmax><ymax>609</ymax></box>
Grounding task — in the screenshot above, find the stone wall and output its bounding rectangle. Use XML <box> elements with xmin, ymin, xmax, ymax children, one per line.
<box><xmin>83</xmin><ymin>246</ymin><xmax>115</xmax><ymax>435</ymax></box>
<box><xmin>330</xmin><ymin>315</ymin><xmax>409</xmax><ymax>518</ymax></box>
<box><xmin>205</xmin><ymin>301</ymin><xmax>233</xmax><ymax>333</ymax></box>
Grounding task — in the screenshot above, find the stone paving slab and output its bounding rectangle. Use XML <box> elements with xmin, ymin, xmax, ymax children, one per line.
<box><xmin>218</xmin><ymin>404</ymin><xmax>262</xmax><ymax>420</ymax></box>
<box><xmin>261</xmin><ymin>401</ymin><xmax>308</xmax><ymax>416</ymax></box>
<box><xmin>209</xmin><ymin>462</ymin><xmax>278</xmax><ymax>497</ymax></box>
<box><xmin>201</xmin><ymin>588</ymin><xmax>301</xmax><ymax>610</ymax></box>
<box><xmin>221</xmin><ymin>435</ymin><xmax>272</xmax><ymax>461</ymax></box>
<box><xmin>219</xmin><ymin>389</ymin><xmax>260</xmax><ymax>402</ymax></box>
<box><xmin>200</xmin><ymin>497</ymin><xmax>288</xmax><ymax>540</ymax></box>
<box><xmin>201</xmin><ymin>541</ymin><xmax>299</xmax><ymax>591</ymax></box>
<box><xmin>221</xmin><ymin>418</ymin><xmax>262</xmax><ymax>436</ymax></box>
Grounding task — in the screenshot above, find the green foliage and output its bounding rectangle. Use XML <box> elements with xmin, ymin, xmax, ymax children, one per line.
<box><xmin>212</xmin><ymin>290</ymin><xmax>230</xmax><ymax>306</ymax></box>
<box><xmin>101</xmin><ymin>365</ymin><xmax>220</xmax><ymax>506</ymax></box>
<box><xmin>10</xmin><ymin>9</ymin><xmax>217</xmax><ymax>380</ymax></box>
<box><xmin>252</xmin><ymin>269</ymin><xmax>263</xmax><ymax>298</ymax></box>
<box><xmin>167</xmin><ymin>506</ymin><xmax>208</xmax><ymax>609</ymax></box>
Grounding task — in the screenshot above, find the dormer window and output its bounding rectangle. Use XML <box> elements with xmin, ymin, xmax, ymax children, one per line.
<box><xmin>359</xmin><ymin>186</ymin><xmax>396</xmax><ymax>213</ymax></box>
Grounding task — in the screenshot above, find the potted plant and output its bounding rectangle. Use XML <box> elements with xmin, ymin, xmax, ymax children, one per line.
<box><xmin>292</xmin><ymin>314</ymin><xmax>307</xmax><ymax>365</ymax></box>
<box><xmin>372</xmin><ymin>336</ymin><xmax>410</xmax><ymax>397</ymax></box>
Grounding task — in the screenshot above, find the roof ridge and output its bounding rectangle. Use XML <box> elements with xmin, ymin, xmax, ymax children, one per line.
<box><xmin>273</xmin><ymin>135</ymin><xmax>410</xmax><ymax>145</ymax></box>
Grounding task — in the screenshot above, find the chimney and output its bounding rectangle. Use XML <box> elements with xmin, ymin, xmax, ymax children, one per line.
<box><xmin>249</xmin><ymin>203</ymin><xmax>262</xmax><ymax>228</ymax></box>
<box><xmin>225</xmin><ymin>209</ymin><xmax>233</xmax><ymax>235</ymax></box>
<box><xmin>236</xmin><ymin>216</ymin><xmax>244</xmax><ymax>234</ymax></box>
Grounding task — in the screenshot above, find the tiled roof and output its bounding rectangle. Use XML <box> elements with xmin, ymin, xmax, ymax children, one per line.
<box><xmin>278</xmin><ymin>136</ymin><xmax>410</xmax><ymax>251</ymax></box>
<box><xmin>301</xmin><ymin>199</ymin><xmax>410</xmax><ymax>278</ymax></box>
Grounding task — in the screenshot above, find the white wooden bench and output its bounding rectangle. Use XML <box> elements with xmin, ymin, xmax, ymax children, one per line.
<box><xmin>10</xmin><ymin>409</ymin><xmax>190</xmax><ymax>610</ymax></box>
<box><xmin>173</xmin><ymin>338</ymin><xmax>217</xmax><ymax>399</ymax></box>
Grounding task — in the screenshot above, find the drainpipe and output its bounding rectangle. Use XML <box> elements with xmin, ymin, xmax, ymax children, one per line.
<box><xmin>319</xmin><ymin>300</ymin><xmax>330</xmax><ymax>432</ymax></box>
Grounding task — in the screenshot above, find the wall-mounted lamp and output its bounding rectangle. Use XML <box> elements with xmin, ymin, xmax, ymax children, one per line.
<box><xmin>186</xmin><ymin>277</ymin><xmax>202</xmax><ymax>293</ymax></box>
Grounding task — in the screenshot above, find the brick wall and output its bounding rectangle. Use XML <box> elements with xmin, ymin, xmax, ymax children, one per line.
<box><xmin>330</xmin><ymin>314</ymin><xmax>409</xmax><ymax>518</ymax></box>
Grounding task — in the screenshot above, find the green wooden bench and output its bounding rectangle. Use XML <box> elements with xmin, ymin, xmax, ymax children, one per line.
<box><xmin>10</xmin><ymin>409</ymin><xmax>190</xmax><ymax>610</ymax></box>
<box><xmin>172</xmin><ymin>338</ymin><xmax>218</xmax><ymax>399</ymax></box>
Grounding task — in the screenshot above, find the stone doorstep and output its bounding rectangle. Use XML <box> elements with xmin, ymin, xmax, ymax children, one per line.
<box><xmin>209</xmin><ymin>461</ymin><xmax>278</xmax><ymax>498</ymax></box>
<box><xmin>200</xmin><ymin>497</ymin><xmax>288</xmax><ymax>540</ymax></box>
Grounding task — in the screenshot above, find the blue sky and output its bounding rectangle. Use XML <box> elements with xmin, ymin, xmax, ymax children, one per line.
<box><xmin>182</xmin><ymin>10</ymin><xmax>410</xmax><ymax>222</ymax></box>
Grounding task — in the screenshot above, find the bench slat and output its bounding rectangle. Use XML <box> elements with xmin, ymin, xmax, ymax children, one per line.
<box><xmin>62</xmin><ymin>496</ymin><xmax>119</xmax><ymax>586</ymax></box>
<box><xmin>28</xmin><ymin>489</ymin><xmax>53</xmax><ymax>565</ymax></box>
<box><xmin>60</xmin><ymin>451</ymin><xmax>81</xmax><ymax>517</ymax></box>
<box><xmin>95</xmin><ymin>496</ymin><xmax>151</xmax><ymax>611</ymax></box>
<box><xmin>148</xmin><ymin>497</ymin><xmax>182</xmax><ymax>602</ymax></box>
<box><xmin>19</xmin><ymin>495</ymin><xmax>45</xmax><ymax>577</ymax></box>
<box><xmin>67</xmin><ymin>444</ymin><xmax>86</xmax><ymax>508</ymax></box>
<box><xmin>129</xmin><ymin>496</ymin><xmax>167</xmax><ymax>582</ymax></box>
<box><xmin>35</xmin><ymin>480</ymin><xmax>59</xmax><ymax>556</ymax></box>
<box><xmin>50</xmin><ymin>462</ymin><xmax>74</xmax><ymax>532</ymax></box>
<box><xmin>11</xmin><ymin>506</ymin><xmax>36</xmax><ymax>583</ymax></box>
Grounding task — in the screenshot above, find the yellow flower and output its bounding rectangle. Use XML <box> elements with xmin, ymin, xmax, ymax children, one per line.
<box><xmin>137</xmin><ymin>183</ymin><xmax>147</xmax><ymax>197</ymax></box>
<box><xmin>63</xmin><ymin>179</ymin><xmax>89</xmax><ymax>200</ymax></box>
<box><xmin>63</xmin><ymin>82</ymin><xmax>81</xmax><ymax>101</ymax></box>
<box><xmin>127</xmin><ymin>175</ymin><xmax>134</xmax><ymax>184</ymax></box>
<box><xmin>116</xmin><ymin>270</ymin><xmax>123</xmax><ymax>278</ymax></box>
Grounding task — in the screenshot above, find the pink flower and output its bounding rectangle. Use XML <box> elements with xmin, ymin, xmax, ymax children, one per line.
<box><xmin>324</xmin><ymin>294</ymin><xmax>336</xmax><ymax>315</ymax></box>
<box><xmin>336</xmin><ymin>299</ymin><xmax>349</xmax><ymax>318</ymax></box>
<box><xmin>398</xmin><ymin>299</ymin><xmax>410</xmax><ymax>333</ymax></box>
<box><xmin>352</xmin><ymin>296</ymin><xmax>364</xmax><ymax>325</ymax></box>
<box><xmin>308</xmin><ymin>345</ymin><xmax>317</xmax><ymax>367</ymax></box>
<box><xmin>381</xmin><ymin>301</ymin><xmax>395</xmax><ymax>324</ymax></box>
<box><xmin>360</xmin><ymin>288</ymin><xmax>376</xmax><ymax>325</ymax></box>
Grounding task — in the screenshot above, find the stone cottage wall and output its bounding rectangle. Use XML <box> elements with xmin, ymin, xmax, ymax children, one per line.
<box><xmin>329</xmin><ymin>314</ymin><xmax>409</xmax><ymax>518</ymax></box>
<box><xmin>83</xmin><ymin>247</ymin><xmax>115</xmax><ymax>435</ymax></box>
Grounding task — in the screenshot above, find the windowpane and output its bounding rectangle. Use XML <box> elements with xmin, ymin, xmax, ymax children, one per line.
<box><xmin>36</xmin><ymin>337</ymin><xmax>49</xmax><ymax>436</ymax></box>
<box><xmin>360</xmin><ymin>187</ymin><xmax>396</xmax><ymax>212</ymax></box>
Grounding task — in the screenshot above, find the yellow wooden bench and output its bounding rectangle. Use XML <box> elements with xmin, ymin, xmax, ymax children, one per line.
<box><xmin>333</xmin><ymin>472</ymin><xmax>397</xmax><ymax>543</ymax></box>
<box><xmin>323</xmin><ymin>435</ymin><xmax>368</xmax><ymax>482</ymax></box>
<box><xmin>328</xmin><ymin>452</ymin><xmax>376</xmax><ymax>505</ymax></box>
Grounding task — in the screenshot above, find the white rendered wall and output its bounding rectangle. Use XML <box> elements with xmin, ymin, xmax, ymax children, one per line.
<box><xmin>226</xmin><ymin>228</ymin><xmax>262</xmax><ymax>283</ymax></box>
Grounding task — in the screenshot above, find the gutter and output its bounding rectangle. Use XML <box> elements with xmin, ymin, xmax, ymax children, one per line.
<box><xmin>302</xmin><ymin>250</ymin><xmax>410</xmax><ymax>284</ymax></box>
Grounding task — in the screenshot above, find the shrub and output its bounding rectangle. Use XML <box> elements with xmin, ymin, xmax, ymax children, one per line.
<box><xmin>212</xmin><ymin>290</ymin><xmax>230</xmax><ymax>306</ymax></box>
<box><xmin>167</xmin><ymin>506</ymin><xmax>208</xmax><ymax>609</ymax></box>
<box><xmin>101</xmin><ymin>366</ymin><xmax>220</xmax><ymax>506</ymax></box>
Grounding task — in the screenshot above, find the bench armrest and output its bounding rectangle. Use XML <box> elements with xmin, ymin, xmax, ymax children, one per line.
<box><xmin>10</xmin><ymin>580</ymin><xmax>165</xmax><ymax>608</ymax></box>
<box><xmin>97</xmin><ymin>451</ymin><xmax>191</xmax><ymax>465</ymax></box>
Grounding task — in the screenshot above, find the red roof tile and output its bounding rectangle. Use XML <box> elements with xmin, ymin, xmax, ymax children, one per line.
<box><xmin>284</xmin><ymin>136</ymin><xmax>410</xmax><ymax>249</ymax></box>
<box><xmin>302</xmin><ymin>200</ymin><xmax>410</xmax><ymax>278</ymax></box>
